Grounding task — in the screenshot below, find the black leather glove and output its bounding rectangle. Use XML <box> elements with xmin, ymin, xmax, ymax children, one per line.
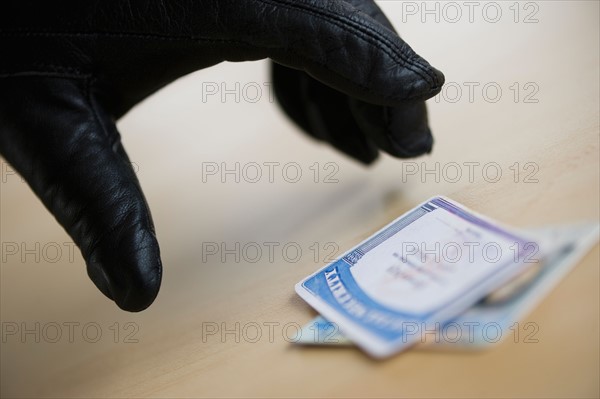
<box><xmin>0</xmin><ymin>0</ymin><xmax>444</xmax><ymax>311</ymax></box>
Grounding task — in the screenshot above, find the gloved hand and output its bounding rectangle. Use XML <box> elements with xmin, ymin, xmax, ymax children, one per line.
<box><xmin>0</xmin><ymin>0</ymin><xmax>444</xmax><ymax>311</ymax></box>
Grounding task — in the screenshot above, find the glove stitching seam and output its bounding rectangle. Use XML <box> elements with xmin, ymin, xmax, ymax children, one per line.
<box><xmin>0</xmin><ymin>65</ymin><xmax>88</xmax><ymax>79</ymax></box>
<box><xmin>1</xmin><ymin>23</ymin><xmax>440</xmax><ymax>96</ymax></box>
<box><xmin>255</xmin><ymin>0</ymin><xmax>439</xmax><ymax>86</ymax></box>
<box><xmin>0</xmin><ymin>36</ymin><xmax>431</xmax><ymax>102</ymax></box>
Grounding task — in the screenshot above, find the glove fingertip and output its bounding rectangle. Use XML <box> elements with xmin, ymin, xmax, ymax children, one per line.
<box><xmin>87</xmin><ymin>227</ymin><xmax>162</xmax><ymax>312</ymax></box>
<box><xmin>409</xmin><ymin>65</ymin><xmax>445</xmax><ymax>102</ymax></box>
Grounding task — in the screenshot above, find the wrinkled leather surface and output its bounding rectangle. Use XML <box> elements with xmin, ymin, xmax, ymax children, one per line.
<box><xmin>0</xmin><ymin>0</ymin><xmax>444</xmax><ymax>311</ymax></box>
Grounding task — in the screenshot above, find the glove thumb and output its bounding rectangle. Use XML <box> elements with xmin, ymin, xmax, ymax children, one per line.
<box><xmin>0</xmin><ymin>76</ymin><xmax>162</xmax><ymax>311</ymax></box>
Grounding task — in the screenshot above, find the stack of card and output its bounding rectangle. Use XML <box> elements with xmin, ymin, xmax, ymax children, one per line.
<box><xmin>294</xmin><ymin>196</ymin><xmax>599</xmax><ymax>358</ymax></box>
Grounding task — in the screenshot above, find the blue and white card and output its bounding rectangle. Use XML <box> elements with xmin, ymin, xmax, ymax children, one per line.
<box><xmin>429</xmin><ymin>222</ymin><xmax>600</xmax><ymax>349</ymax></box>
<box><xmin>295</xmin><ymin>196</ymin><xmax>540</xmax><ymax>357</ymax></box>
<box><xmin>295</xmin><ymin>222</ymin><xmax>599</xmax><ymax>350</ymax></box>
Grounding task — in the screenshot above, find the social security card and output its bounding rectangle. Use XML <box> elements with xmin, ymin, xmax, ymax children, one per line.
<box><xmin>296</xmin><ymin>222</ymin><xmax>599</xmax><ymax>349</ymax></box>
<box><xmin>295</xmin><ymin>196</ymin><xmax>539</xmax><ymax>357</ymax></box>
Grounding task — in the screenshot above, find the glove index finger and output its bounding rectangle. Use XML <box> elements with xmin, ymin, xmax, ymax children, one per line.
<box><xmin>232</xmin><ymin>0</ymin><xmax>444</xmax><ymax>106</ymax></box>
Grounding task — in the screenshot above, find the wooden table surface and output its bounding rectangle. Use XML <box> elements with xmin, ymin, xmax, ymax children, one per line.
<box><xmin>1</xmin><ymin>1</ymin><xmax>598</xmax><ymax>397</ymax></box>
